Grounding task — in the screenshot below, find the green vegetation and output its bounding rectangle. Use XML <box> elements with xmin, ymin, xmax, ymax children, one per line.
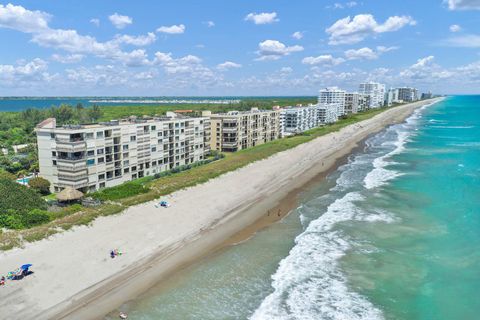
<box><xmin>28</xmin><ymin>177</ymin><xmax>51</xmax><ymax>195</ymax></box>
<box><xmin>0</xmin><ymin>179</ymin><xmax>48</xmax><ymax>229</ymax></box>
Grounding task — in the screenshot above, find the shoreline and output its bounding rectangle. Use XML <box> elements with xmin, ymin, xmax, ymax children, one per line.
<box><xmin>0</xmin><ymin>98</ymin><xmax>443</xmax><ymax>320</ymax></box>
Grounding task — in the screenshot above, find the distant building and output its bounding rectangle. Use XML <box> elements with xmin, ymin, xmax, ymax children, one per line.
<box><xmin>421</xmin><ymin>92</ymin><xmax>433</xmax><ymax>100</ymax></box>
<box><xmin>206</xmin><ymin>108</ymin><xmax>281</xmax><ymax>152</ymax></box>
<box><xmin>36</xmin><ymin>114</ymin><xmax>210</xmax><ymax>193</ymax></box>
<box><xmin>344</xmin><ymin>93</ymin><xmax>361</xmax><ymax>114</ymax></box>
<box><xmin>386</xmin><ymin>88</ymin><xmax>400</xmax><ymax>106</ymax></box>
<box><xmin>318</xmin><ymin>87</ymin><xmax>346</xmax><ymax>123</ymax></box>
<box><xmin>359</xmin><ymin>82</ymin><xmax>386</xmax><ymax>108</ymax></box>
<box><xmin>282</xmin><ymin>105</ymin><xmax>318</xmax><ymax>135</ymax></box>
<box><xmin>397</xmin><ymin>87</ymin><xmax>419</xmax><ymax>102</ymax></box>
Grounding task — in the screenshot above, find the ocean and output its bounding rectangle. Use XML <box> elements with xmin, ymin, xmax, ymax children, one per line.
<box><xmin>107</xmin><ymin>96</ymin><xmax>480</xmax><ymax>320</ymax></box>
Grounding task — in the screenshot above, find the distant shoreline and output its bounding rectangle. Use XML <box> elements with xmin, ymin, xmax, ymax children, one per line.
<box><xmin>0</xmin><ymin>98</ymin><xmax>443</xmax><ymax>320</ymax></box>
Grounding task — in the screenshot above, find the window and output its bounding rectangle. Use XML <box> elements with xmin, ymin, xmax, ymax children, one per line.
<box><xmin>151</xmin><ymin>146</ymin><xmax>157</xmax><ymax>152</ymax></box>
<box><xmin>151</xmin><ymin>125</ymin><xmax>156</xmax><ymax>131</ymax></box>
<box><xmin>158</xmin><ymin>139</ymin><xmax>162</xmax><ymax>144</ymax></box>
<box><xmin>96</xmin><ymin>131</ymin><xmax>104</xmax><ymax>139</ymax></box>
<box><xmin>123</xmin><ymin>160</ymin><xmax>129</xmax><ymax>166</ymax></box>
<box><xmin>97</xmin><ymin>148</ymin><xmax>104</xmax><ymax>155</ymax></box>
<box><xmin>85</xmin><ymin>133</ymin><xmax>94</xmax><ymax>139</ymax></box>
<box><xmin>152</xmin><ymin>161</ymin><xmax>157</xmax><ymax>166</ymax></box>
<box><xmin>52</xmin><ymin>151</ymin><xmax>56</xmax><ymax>157</ymax></box>
<box><xmin>124</xmin><ymin>168</ymin><xmax>130</xmax><ymax>174</ymax></box>
<box><xmin>98</xmin><ymin>174</ymin><xmax>105</xmax><ymax>180</ymax></box>
<box><xmin>123</xmin><ymin>145</ymin><xmax>129</xmax><ymax>151</ymax></box>
<box><xmin>130</xmin><ymin>136</ymin><xmax>136</xmax><ymax>142</ymax></box>
<box><xmin>157</xmin><ymin>132</ymin><xmax>162</xmax><ymax>137</ymax></box>
<box><xmin>87</xmin><ymin>159</ymin><xmax>95</xmax><ymax>166</ymax></box>
<box><xmin>99</xmin><ymin>182</ymin><xmax>105</xmax><ymax>189</ymax></box>
<box><xmin>123</xmin><ymin>152</ymin><xmax>129</xmax><ymax>158</ymax></box>
<box><xmin>98</xmin><ymin>157</ymin><xmax>105</xmax><ymax>163</ymax></box>
<box><xmin>52</xmin><ymin>160</ymin><xmax>57</xmax><ymax>166</ymax></box>
<box><xmin>50</xmin><ymin>133</ymin><xmax>56</xmax><ymax>139</ymax></box>
<box><xmin>131</xmin><ymin>166</ymin><xmax>137</xmax><ymax>172</ymax></box>
<box><xmin>87</xmin><ymin>150</ymin><xmax>95</xmax><ymax>157</ymax></box>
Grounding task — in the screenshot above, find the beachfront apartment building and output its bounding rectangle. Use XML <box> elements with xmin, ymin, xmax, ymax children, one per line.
<box><xmin>359</xmin><ymin>82</ymin><xmax>385</xmax><ymax>109</ymax></box>
<box><xmin>282</xmin><ymin>104</ymin><xmax>318</xmax><ymax>135</ymax></box>
<box><xmin>35</xmin><ymin>113</ymin><xmax>211</xmax><ymax>193</ymax></box>
<box><xmin>318</xmin><ymin>87</ymin><xmax>346</xmax><ymax>123</ymax></box>
<box><xmin>206</xmin><ymin>108</ymin><xmax>281</xmax><ymax>152</ymax></box>
<box><xmin>397</xmin><ymin>87</ymin><xmax>419</xmax><ymax>102</ymax></box>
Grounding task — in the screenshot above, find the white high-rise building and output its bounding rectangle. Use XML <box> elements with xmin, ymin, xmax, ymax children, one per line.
<box><xmin>359</xmin><ymin>82</ymin><xmax>386</xmax><ymax>108</ymax></box>
<box><xmin>282</xmin><ymin>105</ymin><xmax>318</xmax><ymax>135</ymax></box>
<box><xmin>386</xmin><ymin>88</ymin><xmax>400</xmax><ymax>106</ymax></box>
<box><xmin>318</xmin><ymin>87</ymin><xmax>346</xmax><ymax>123</ymax></box>
<box><xmin>397</xmin><ymin>87</ymin><xmax>419</xmax><ymax>102</ymax></box>
<box><xmin>36</xmin><ymin>113</ymin><xmax>211</xmax><ymax>193</ymax></box>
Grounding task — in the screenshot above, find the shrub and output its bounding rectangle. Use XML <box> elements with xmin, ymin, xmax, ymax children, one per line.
<box><xmin>28</xmin><ymin>177</ymin><xmax>51</xmax><ymax>195</ymax></box>
<box><xmin>0</xmin><ymin>179</ymin><xmax>47</xmax><ymax>229</ymax></box>
<box><xmin>91</xmin><ymin>179</ymin><xmax>151</xmax><ymax>201</ymax></box>
<box><xmin>22</xmin><ymin>209</ymin><xmax>51</xmax><ymax>227</ymax></box>
<box><xmin>0</xmin><ymin>170</ymin><xmax>15</xmax><ymax>181</ymax></box>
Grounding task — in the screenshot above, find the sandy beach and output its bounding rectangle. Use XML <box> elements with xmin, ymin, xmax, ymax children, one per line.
<box><xmin>0</xmin><ymin>98</ymin><xmax>442</xmax><ymax>320</ymax></box>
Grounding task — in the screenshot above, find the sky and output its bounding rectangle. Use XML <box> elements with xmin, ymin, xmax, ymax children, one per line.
<box><xmin>0</xmin><ymin>0</ymin><xmax>479</xmax><ymax>96</ymax></box>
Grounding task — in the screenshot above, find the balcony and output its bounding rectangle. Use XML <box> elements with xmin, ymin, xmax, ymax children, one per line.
<box><xmin>56</xmin><ymin>157</ymin><xmax>85</xmax><ymax>164</ymax></box>
<box><xmin>58</xmin><ymin>173</ymin><xmax>89</xmax><ymax>181</ymax></box>
<box><xmin>56</xmin><ymin>163</ymin><xmax>87</xmax><ymax>171</ymax></box>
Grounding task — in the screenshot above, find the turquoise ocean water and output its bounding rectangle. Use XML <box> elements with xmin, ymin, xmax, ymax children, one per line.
<box><xmin>108</xmin><ymin>96</ymin><xmax>480</xmax><ymax>320</ymax></box>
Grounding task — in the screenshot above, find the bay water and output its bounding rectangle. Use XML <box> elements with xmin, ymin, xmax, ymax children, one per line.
<box><xmin>108</xmin><ymin>96</ymin><xmax>480</xmax><ymax>320</ymax></box>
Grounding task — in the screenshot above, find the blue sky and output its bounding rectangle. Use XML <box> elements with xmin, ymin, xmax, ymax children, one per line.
<box><xmin>0</xmin><ymin>0</ymin><xmax>479</xmax><ymax>96</ymax></box>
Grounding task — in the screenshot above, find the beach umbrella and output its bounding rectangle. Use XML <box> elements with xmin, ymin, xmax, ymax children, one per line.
<box><xmin>56</xmin><ymin>187</ymin><xmax>84</xmax><ymax>202</ymax></box>
<box><xmin>21</xmin><ymin>264</ymin><xmax>32</xmax><ymax>270</ymax></box>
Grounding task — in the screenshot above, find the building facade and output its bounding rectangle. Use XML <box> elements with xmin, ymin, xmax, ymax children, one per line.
<box><xmin>207</xmin><ymin>108</ymin><xmax>281</xmax><ymax>152</ymax></box>
<box><xmin>397</xmin><ymin>87</ymin><xmax>419</xmax><ymax>102</ymax></box>
<box><xmin>359</xmin><ymin>82</ymin><xmax>386</xmax><ymax>108</ymax></box>
<box><xmin>282</xmin><ymin>105</ymin><xmax>318</xmax><ymax>135</ymax></box>
<box><xmin>36</xmin><ymin>114</ymin><xmax>211</xmax><ymax>192</ymax></box>
<box><xmin>318</xmin><ymin>87</ymin><xmax>346</xmax><ymax>123</ymax></box>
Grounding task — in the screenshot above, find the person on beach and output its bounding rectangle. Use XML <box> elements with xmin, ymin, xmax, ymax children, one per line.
<box><xmin>0</xmin><ymin>276</ymin><xmax>5</xmax><ymax>286</ymax></box>
<box><xmin>110</xmin><ymin>250</ymin><xmax>115</xmax><ymax>259</ymax></box>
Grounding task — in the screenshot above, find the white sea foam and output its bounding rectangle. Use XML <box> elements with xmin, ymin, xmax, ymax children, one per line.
<box><xmin>363</xmin><ymin>129</ymin><xmax>409</xmax><ymax>189</ymax></box>
<box><xmin>251</xmin><ymin>192</ymin><xmax>384</xmax><ymax>320</ymax></box>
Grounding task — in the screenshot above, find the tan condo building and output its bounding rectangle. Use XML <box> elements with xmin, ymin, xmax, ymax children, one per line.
<box><xmin>35</xmin><ymin>113</ymin><xmax>210</xmax><ymax>193</ymax></box>
<box><xmin>205</xmin><ymin>108</ymin><xmax>281</xmax><ymax>152</ymax></box>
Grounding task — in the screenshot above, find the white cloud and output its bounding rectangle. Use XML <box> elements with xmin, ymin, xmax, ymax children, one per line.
<box><xmin>108</xmin><ymin>13</ymin><xmax>132</xmax><ymax>29</ymax></box>
<box><xmin>205</xmin><ymin>21</ymin><xmax>215</xmax><ymax>27</ymax></box>
<box><xmin>446</xmin><ymin>0</ymin><xmax>480</xmax><ymax>10</ymax></box>
<box><xmin>302</xmin><ymin>55</ymin><xmax>345</xmax><ymax>66</ymax></box>
<box><xmin>0</xmin><ymin>3</ymin><xmax>50</xmax><ymax>33</ymax></box>
<box><xmin>156</xmin><ymin>24</ymin><xmax>185</xmax><ymax>34</ymax></box>
<box><xmin>326</xmin><ymin>14</ymin><xmax>416</xmax><ymax>45</ymax></box>
<box><xmin>256</xmin><ymin>40</ymin><xmax>304</xmax><ymax>61</ymax></box>
<box><xmin>245</xmin><ymin>12</ymin><xmax>279</xmax><ymax>25</ymax></box>
<box><xmin>443</xmin><ymin>34</ymin><xmax>480</xmax><ymax>47</ymax></box>
<box><xmin>292</xmin><ymin>31</ymin><xmax>304</xmax><ymax>40</ymax></box>
<box><xmin>344</xmin><ymin>46</ymin><xmax>397</xmax><ymax>60</ymax></box>
<box><xmin>0</xmin><ymin>58</ymin><xmax>55</xmax><ymax>85</ymax></box>
<box><xmin>217</xmin><ymin>61</ymin><xmax>242</xmax><ymax>71</ymax></box>
<box><xmin>90</xmin><ymin>18</ymin><xmax>100</xmax><ymax>27</ymax></box>
<box><xmin>51</xmin><ymin>54</ymin><xmax>84</xmax><ymax>64</ymax></box>
<box><xmin>449</xmin><ymin>24</ymin><xmax>462</xmax><ymax>32</ymax></box>
<box><xmin>113</xmin><ymin>32</ymin><xmax>156</xmax><ymax>46</ymax></box>
<box><xmin>329</xmin><ymin>1</ymin><xmax>358</xmax><ymax>9</ymax></box>
<box><xmin>399</xmin><ymin>56</ymin><xmax>452</xmax><ymax>80</ymax></box>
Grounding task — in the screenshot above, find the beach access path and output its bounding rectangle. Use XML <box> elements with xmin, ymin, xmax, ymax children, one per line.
<box><xmin>0</xmin><ymin>98</ymin><xmax>442</xmax><ymax>320</ymax></box>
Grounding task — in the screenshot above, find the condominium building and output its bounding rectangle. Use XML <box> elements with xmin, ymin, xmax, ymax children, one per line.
<box><xmin>36</xmin><ymin>113</ymin><xmax>211</xmax><ymax>192</ymax></box>
<box><xmin>386</xmin><ymin>88</ymin><xmax>400</xmax><ymax>106</ymax></box>
<box><xmin>206</xmin><ymin>108</ymin><xmax>281</xmax><ymax>152</ymax></box>
<box><xmin>318</xmin><ymin>87</ymin><xmax>346</xmax><ymax>123</ymax></box>
<box><xmin>397</xmin><ymin>87</ymin><xmax>419</xmax><ymax>102</ymax></box>
<box><xmin>282</xmin><ymin>104</ymin><xmax>318</xmax><ymax>135</ymax></box>
<box><xmin>344</xmin><ymin>93</ymin><xmax>361</xmax><ymax>114</ymax></box>
<box><xmin>359</xmin><ymin>82</ymin><xmax>386</xmax><ymax>108</ymax></box>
